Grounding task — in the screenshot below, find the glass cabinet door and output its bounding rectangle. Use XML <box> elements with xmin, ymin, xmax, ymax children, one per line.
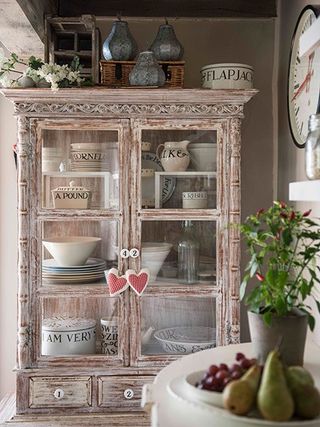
<box><xmin>130</xmin><ymin>119</ymin><xmax>224</xmax><ymax>366</ymax></box>
<box><xmin>32</xmin><ymin>119</ymin><xmax>130</xmax><ymax>366</ymax></box>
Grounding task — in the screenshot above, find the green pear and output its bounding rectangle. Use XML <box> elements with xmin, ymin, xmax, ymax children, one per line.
<box><xmin>286</xmin><ymin>367</ymin><xmax>320</xmax><ymax>419</ymax></box>
<box><xmin>257</xmin><ymin>350</ymin><xmax>294</xmax><ymax>422</ymax></box>
<box><xmin>287</xmin><ymin>366</ymin><xmax>314</xmax><ymax>387</ymax></box>
<box><xmin>223</xmin><ymin>364</ymin><xmax>262</xmax><ymax>415</ymax></box>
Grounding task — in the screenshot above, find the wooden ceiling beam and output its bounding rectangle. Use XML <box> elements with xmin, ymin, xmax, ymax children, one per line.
<box><xmin>59</xmin><ymin>0</ymin><xmax>277</xmax><ymax>18</ymax></box>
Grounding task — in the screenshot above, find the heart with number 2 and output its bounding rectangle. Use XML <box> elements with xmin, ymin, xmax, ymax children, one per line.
<box><xmin>126</xmin><ymin>269</ymin><xmax>150</xmax><ymax>296</ymax></box>
<box><xmin>105</xmin><ymin>268</ymin><xmax>129</xmax><ymax>297</ymax></box>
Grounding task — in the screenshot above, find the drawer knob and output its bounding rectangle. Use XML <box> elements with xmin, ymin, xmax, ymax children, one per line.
<box><xmin>124</xmin><ymin>388</ymin><xmax>134</xmax><ymax>399</ymax></box>
<box><xmin>53</xmin><ymin>388</ymin><xmax>65</xmax><ymax>399</ymax></box>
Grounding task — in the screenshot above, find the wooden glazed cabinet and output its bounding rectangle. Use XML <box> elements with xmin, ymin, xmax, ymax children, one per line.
<box><xmin>2</xmin><ymin>87</ymin><xmax>256</xmax><ymax>425</ymax></box>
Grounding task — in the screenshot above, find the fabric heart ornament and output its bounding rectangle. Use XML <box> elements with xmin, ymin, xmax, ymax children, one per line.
<box><xmin>105</xmin><ymin>268</ymin><xmax>128</xmax><ymax>296</ymax></box>
<box><xmin>126</xmin><ymin>268</ymin><xmax>150</xmax><ymax>296</ymax></box>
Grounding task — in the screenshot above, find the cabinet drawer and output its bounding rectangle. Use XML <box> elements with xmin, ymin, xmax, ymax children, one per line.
<box><xmin>29</xmin><ymin>376</ymin><xmax>92</xmax><ymax>408</ymax></box>
<box><xmin>97</xmin><ymin>376</ymin><xmax>154</xmax><ymax>409</ymax></box>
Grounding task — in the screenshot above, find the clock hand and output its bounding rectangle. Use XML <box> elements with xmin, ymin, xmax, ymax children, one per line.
<box><xmin>292</xmin><ymin>70</ymin><xmax>313</xmax><ymax>101</ymax></box>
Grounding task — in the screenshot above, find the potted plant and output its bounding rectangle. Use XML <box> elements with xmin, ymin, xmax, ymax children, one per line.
<box><xmin>240</xmin><ymin>201</ymin><xmax>320</xmax><ymax>365</ymax></box>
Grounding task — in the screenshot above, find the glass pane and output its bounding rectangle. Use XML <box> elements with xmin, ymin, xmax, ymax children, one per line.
<box><xmin>141</xmin><ymin>220</ymin><xmax>216</xmax><ymax>285</ymax></box>
<box><xmin>141</xmin><ymin>296</ymin><xmax>216</xmax><ymax>355</ymax></box>
<box><xmin>41</xmin><ymin>296</ymin><xmax>119</xmax><ymax>357</ymax></box>
<box><xmin>41</xmin><ymin>129</ymin><xmax>119</xmax><ymax>210</ymax></box>
<box><xmin>41</xmin><ymin>219</ymin><xmax>118</xmax><ymax>286</ymax></box>
<box><xmin>140</xmin><ymin>129</ymin><xmax>217</xmax><ymax>209</ymax></box>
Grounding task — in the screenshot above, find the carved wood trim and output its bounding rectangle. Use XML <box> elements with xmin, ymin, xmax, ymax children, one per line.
<box><xmin>17</xmin><ymin>116</ymin><xmax>32</xmax><ymax>369</ymax></box>
<box><xmin>14</xmin><ymin>102</ymin><xmax>244</xmax><ymax>117</ymax></box>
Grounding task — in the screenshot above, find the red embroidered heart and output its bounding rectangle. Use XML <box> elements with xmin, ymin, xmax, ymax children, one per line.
<box><xmin>128</xmin><ymin>272</ymin><xmax>149</xmax><ymax>296</ymax></box>
<box><xmin>107</xmin><ymin>272</ymin><xmax>128</xmax><ymax>296</ymax></box>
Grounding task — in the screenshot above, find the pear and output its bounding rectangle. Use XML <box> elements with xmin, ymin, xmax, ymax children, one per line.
<box><xmin>286</xmin><ymin>366</ymin><xmax>320</xmax><ymax>419</ymax></box>
<box><xmin>223</xmin><ymin>364</ymin><xmax>262</xmax><ymax>415</ymax></box>
<box><xmin>257</xmin><ymin>350</ymin><xmax>294</xmax><ymax>422</ymax></box>
<box><xmin>286</xmin><ymin>366</ymin><xmax>314</xmax><ymax>386</ymax></box>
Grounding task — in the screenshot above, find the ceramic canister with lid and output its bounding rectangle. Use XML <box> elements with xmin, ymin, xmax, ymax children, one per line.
<box><xmin>41</xmin><ymin>316</ymin><xmax>96</xmax><ymax>356</ymax></box>
<box><xmin>51</xmin><ymin>181</ymin><xmax>91</xmax><ymax>209</ymax></box>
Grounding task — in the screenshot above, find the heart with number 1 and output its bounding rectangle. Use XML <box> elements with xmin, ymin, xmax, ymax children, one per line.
<box><xmin>126</xmin><ymin>269</ymin><xmax>150</xmax><ymax>296</ymax></box>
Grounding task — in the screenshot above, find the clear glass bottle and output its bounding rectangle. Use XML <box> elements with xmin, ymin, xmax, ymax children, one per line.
<box><xmin>178</xmin><ymin>220</ymin><xmax>199</xmax><ymax>284</ymax></box>
<box><xmin>305</xmin><ymin>114</ymin><xmax>320</xmax><ymax>180</ymax></box>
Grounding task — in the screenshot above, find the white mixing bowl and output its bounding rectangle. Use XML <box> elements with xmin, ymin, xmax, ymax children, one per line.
<box><xmin>42</xmin><ymin>236</ymin><xmax>101</xmax><ymax>266</ymax></box>
<box><xmin>141</xmin><ymin>242</ymin><xmax>172</xmax><ymax>282</ymax></box>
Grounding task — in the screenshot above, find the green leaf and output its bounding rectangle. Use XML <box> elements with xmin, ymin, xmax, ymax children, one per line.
<box><xmin>283</xmin><ymin>228</ymin><xmax>293</xmax><ymax>245</ymax></box>
<box><xmin>240</xmin><ymin>276</ymin><xmax>249</xmax><ymax>300</ymax></box>
<box><xmin>315</xmin><ymin>299</ymin><xmax>320</xmax><ymax>314</ymax></box>
<box><xmin>308</xmin><ymin>313</ymin><xmax>316</xmax><ymax>331</ymax></box>
<box><xmin>263</xmin><ymin>311</ymin><xmax>272</xmax><ymax>326</ymax></box>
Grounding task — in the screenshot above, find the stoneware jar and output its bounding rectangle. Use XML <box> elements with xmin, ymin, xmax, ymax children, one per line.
<box><xmin>129</xmin><ymin>51</ymin><xmax>166</xmax><ymax>87</ymax></box>
<box><xmin>102</xmin><ymin>18</ymin><xmax>138</xmax><ymax>61</ymax></box>
<box><xmin>41</xmin><ymin>316</ymin><xmax>96</xmax><ymax>356</ymax></box>
<box><xmin>150</xmin><ymin>20</ymin><xmax>184</xmax><ymax>61</ymax></box>
<box><xmin>156</xmin><ymin>140</ymin><xmax>190</xmax><ymax>172</ymax></box>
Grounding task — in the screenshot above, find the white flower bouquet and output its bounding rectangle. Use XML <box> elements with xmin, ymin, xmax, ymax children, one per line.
<box><xmin>0</xmin><ymin>49</ymin><xmax>83</xmax><ymax>91</ymax></box>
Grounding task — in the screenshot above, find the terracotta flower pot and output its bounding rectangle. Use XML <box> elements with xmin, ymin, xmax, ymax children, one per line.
<box><xmin>248</xmin><ymin>309</ymin><xmax>308</xmax><ymax>366</ymax></box>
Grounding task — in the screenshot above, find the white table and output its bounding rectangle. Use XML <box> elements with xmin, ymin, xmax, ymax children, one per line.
<box><xmin>142</xmin><ymin>342</ymin><xmax>320</xmax><ymax>427</ymax></box>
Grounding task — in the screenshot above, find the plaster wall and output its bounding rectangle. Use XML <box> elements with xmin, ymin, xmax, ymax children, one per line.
<box><xmin>0</xmin><ymin>93</ymin><xmax>17</xmax><ymax>399</ymax></box>
<box><xmin>278</xmin><ymin>0</ymin><xmax>320</xmax><ymax>345</ymax></box>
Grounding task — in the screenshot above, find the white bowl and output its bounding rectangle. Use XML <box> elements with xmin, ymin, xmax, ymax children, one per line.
<box><xmin>42</xmin><ymin>236</ymin><xmax>101</xmax><ymax>267</ymax></box>
<box><xmin>141</xmin><ymin>242</ymin><xmax>172</xmax><ymax>282</ymax></box>
<box><xmin>189</xmin><ymin>143</ymin><xmax>217</xmax><ymax>171</ymax></box>
<box><xmin>154</xmin><ymin>326</ymin><xmax>216</xmax><ymax>354</ymax></box>
<box><xmin>184</xmin><ymin>370</ymin><xmax>223</xmax><ymax>408</ymax></box>
<box><xmin>42</xmin><ymin>316</ymin><xmax>96</xmax><ymax>355</ymax></box>
<box><xmin>201</xmin><ymin>63</ymin><xmax>254</xmax><ymax>89</ymax></box>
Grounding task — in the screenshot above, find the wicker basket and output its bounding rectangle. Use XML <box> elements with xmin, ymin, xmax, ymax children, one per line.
<box><xmin>100</xmin><ymin>60</ymin><xmax>185</xmax><ymax>88</ymax></box>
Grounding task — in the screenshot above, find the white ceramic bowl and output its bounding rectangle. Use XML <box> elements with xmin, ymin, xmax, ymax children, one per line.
<box><xmin>201</xmin><ymin>63</ymin><xmax>254</xmax><ymax>89</ymax></box>
<box><xmin>189</xmin><ymin>143</ymin><xmax>217</xmax><ymax>171</ymax></box>
<box><xmin>42</xmin><ymin>236</ymin><xmax>101</xmax><ymax>267</ymax></box>
<box><xmin>154</xmin><ymin>326</ymin><xmax>216</xmax><ymax>354</ymax></box>
<box><xmin>141</xmin><ymin>242</ymin><xmax>172</xmax><ymax>282</ymax></box>
<box><xmin>184</xmin><ymin>370</ymin><xmax>223</xmax><ymax>408</ymax></box>
<box><xmin>42</xmin><ymin>316</ymin><xmax>96</xmax><ymax>355</ymax></box>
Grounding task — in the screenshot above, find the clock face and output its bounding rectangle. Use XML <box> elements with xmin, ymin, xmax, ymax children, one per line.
<box><xmin>288</xmin><ymin>7</ymin><xmax>320</xmax><ymax>148</ymax></box>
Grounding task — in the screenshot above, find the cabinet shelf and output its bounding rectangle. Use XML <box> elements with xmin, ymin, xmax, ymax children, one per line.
<box><xmin>140</xmin><ymin>208</ymin><xmax>220</xmax><ymax>220</ymax></box>
<box><xmin>38</xmin><ymin>282</ymin><xmax>107</xmax><ymax>296</ymax></box>
<box><xmin>289</xmin><ymin>180</ymin><xmax>320</xmax><ymax>201</ymax></box>
<box><xmin>145</xmin><ymin>283</ymin><xmax>217</xmax><ymax>296</ymax></box>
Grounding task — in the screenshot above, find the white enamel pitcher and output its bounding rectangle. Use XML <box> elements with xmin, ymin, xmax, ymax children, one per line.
<box><xmin>156</xmin><ymin>140</ymin><xmax>190</xmax><ymax>172</ymax></box>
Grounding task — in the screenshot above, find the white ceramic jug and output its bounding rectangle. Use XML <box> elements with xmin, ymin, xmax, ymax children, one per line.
<box><xmin>156</xmin><ymin>140</ymin><xmax>190</xmax><ymax>172</ymax></box>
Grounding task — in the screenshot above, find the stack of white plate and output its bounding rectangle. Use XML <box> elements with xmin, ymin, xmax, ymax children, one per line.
<box><xmin>70</xmin><ymin>143</ymin><xmax>117</xmax><ymax>172</ymax></box>
<box><xmin>42</xmin><ymin>257</ymin><xmax>106</xmax><ymax>284</ymax></box>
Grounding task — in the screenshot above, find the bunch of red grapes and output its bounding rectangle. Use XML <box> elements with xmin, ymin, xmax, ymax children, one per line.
<box><xmin>195</xmin><ymin>352</ymin><xmax>257</xmax><ymax>393</ymax></box>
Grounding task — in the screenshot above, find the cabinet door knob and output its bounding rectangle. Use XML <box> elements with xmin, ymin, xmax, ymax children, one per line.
<box><xmin>130</xmin><ymin>248</ymin><xmax>140</xmax><ymax>258</ymax></box>
<box><xmin>53</xmin><ymin>388</ymin><xmax>64</xmax><ymax>399</ymax></box>
<box><xmin>120</xmin><ymin>248</ymin><xmax>130</xmax><ymax>258</ymax></box>
<box><xmin>124</xmin><ymin>388</ymin><xmax>134</xmax><ymax>399</ymax></box>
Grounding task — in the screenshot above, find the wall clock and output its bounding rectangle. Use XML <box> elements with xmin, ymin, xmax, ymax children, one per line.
<box><xmin>288</xmin><ymin>5</ymin><xmax>320</xmax><ymax>148</ymax></box>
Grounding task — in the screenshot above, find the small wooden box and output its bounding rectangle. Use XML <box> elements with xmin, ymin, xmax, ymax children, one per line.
<box><xmin>45</xmin><ymin>15</ymin><xmax>100</xmax><ymax>84</ymax></box>
<box><xmin>100</xmin><ymin>60</ymin><xmax>185</xmax><ymax>88</ymax></box>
